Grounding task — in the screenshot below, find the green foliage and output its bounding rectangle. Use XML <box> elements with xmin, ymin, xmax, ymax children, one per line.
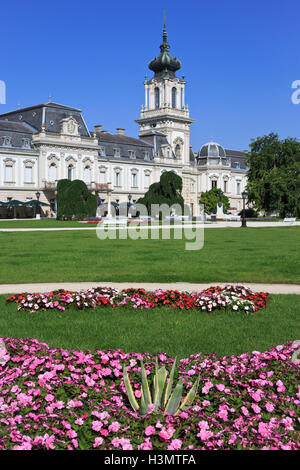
<box><xmin>56</xmin><ymin>179</ymin><xmax>97</xmax><ymax>220</ymax></box>
<box><xmin>123</xmin><ymin>358</ymin><xmax>200</xmax><ymax>415</ymax></box>
<box><xmin>238</xmin><ymin>208</ymin><xmax>258</xmax><ymax>218</ymax></box>
<box><xmin>137</xmin><ymin>171</ymin><xmax>184</xmax><ymax>217</ymax></box>
<box><xmin>246</xmin><ymin>133</ymin><xmax>300</xmax><ymax>217</ymax></box>
<box><xmin>199</xmin><ymin>187</ymin><xmax>230</xmax><ymax>214</ymax></box>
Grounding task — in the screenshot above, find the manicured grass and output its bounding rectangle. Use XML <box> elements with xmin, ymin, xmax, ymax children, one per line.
<box><xmin>0</xmin><ymin>226</ymin><xmax>300</xmax><ymax>284</ymax></box>
<box><xmin>0</xmin><ymin>219</ymin><xmax>84</xmax><ymax>228</ymax></box>
<box><xmin>1</xmin><ymin>294</ymin><xmax>299</xmax><ymax>358</ymax></box>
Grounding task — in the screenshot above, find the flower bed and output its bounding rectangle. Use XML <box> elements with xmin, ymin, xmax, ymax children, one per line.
<box><xmin>6</xmin><ymin>285</ymin><xmax>269</xmax><ymax>314</ymax></box>
<box><xmin>0</xmin><ymin>337</ymin><xmax>299</xmax><ymax>450</ymax></box>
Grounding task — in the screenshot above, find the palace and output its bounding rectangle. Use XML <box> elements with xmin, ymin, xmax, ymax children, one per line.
<box><xmin>0</xmin><ymin>22</ymin><xmax>248</xmax><ymax>217</ymax></box>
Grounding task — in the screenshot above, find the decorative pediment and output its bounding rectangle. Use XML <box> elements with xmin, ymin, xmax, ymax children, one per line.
<box><xmin>60</xmin><ymin>116</ymin><xmax>79</xmax><ymax>136</ymax></box>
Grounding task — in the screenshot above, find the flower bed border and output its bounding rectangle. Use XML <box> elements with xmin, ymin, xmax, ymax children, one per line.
<box><xmin>6</xmin><ymin>285</ymin><xmax>270</xmax><ymax>314</ymax></box>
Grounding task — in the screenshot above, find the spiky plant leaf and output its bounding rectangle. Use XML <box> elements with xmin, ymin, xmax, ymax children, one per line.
<box><xmin>153</xmin><ymin>366</ymin><xmax>167</xmax><ymax>411</ymax></box>
<box><xmin>165</xmin><ymin>378</ymin><xmax>183</xmax><ymax>415</ymax></box>
<box><xmin>176</xmin><ymin>376</ymin><xmax>200</xmax><ymax>413</ymax></box>
<box><xmin>163</xmin><ymin>357</ymin><xmax>177</xmax><ymax>407</ymax></box>
<box><xmin>140</xmin><ymin>360</ymin><xmax>152</xmax><ymax>410</ymax></box>
<box><xmin>140</xmin><ymin>389</ymin><xmax>149</xmax><ymax>415</ymax></box>
<box><xmin>122</xmin><ymin>365</ymin><xmax>139</xmax><ymax>411</ymax></box>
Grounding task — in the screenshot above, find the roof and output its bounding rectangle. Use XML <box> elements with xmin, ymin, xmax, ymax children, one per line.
<box><xmin>0</xmin><ymin>121</ymin><xmax>35</xmax><ymax>133</ymax></box>
<box><xmin>97</xmin><ymin>132</ymin><xmax>153</xmax><ymax>147</ymax></box>
<box><xmin>0</xmin><ymin>102</ymin><xmax>90</xmax><ymax>137</ymax></box>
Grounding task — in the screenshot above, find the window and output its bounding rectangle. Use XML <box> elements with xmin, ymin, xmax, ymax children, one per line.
<box><xmin>155</xmin><ymin>87</ymin><xmax>160</xmax><ymax>109</ymax></box>
<box><xmin>5</xmin><ymin>164</ymin><xmax>13</xmax><ymax>182</ymax></box>
<box><xmin>83</xmin><ymin>165</ymin><xmax>91</xmax><ymax>184</ymax></box>
<box><xmin>211</xmin><ymin>180</ymin><xmax>217</xmax><ymax>189</ymax></box>
<box><xmin>129</xmin><ymin>150</ymin><xmax>135</xmax><ymax>159</ymax></box>
<box><xmin>144</xmin><ymin>173</ymin><xmax>150</xmax><ymax>188</ymax></box>
<box><xmin>172</xmin><ymin>87</ymin><xmax>177</xmax><ymax>108</ymax></box>
<box><xmin>113</xmin><ymin>148</ymin><xmax>120</xmax><ymax>158</ymax></box>
<box><xmin>3</xmin><ymin>136</ymin><xmax>12</xmax><ymax>147</ymax></box>
<box><xmin>224</xmin><ymin>180</ymin><xmax>227</xmax><ymax>193</ymax></box>
<box><xmin>191</xmin><ymin>182</ymin><xmax>195</xmax><ymax>192</ymax></box>
<box><xmin>132</xmin><ymin>172</ymin><xmax>138</xmax><ymax>187</ymax></box>
<box><xmin>237</xmin><ymin>182</ymin><xmax>241</xmax><ymax>195</ymax></box>
<box><xmin>49</xmin><ymin>163</ymin><xmax>56</xmax><ymax>183</ymax></box>
<box><xmin>99</xmin><ymin>147</ymin><xmax>106</xmax><ymax>157</ymax></box>
<box><xmin>114</xmin><ymin>171</ymin><xmax>121</xmax><ymax>187</ymax></box>
<box><xmin>144</xmin><ymin>151</ymin><xmax>149</xmax><ymax>160</ymax></box>
<box><xmin>68</xmin><ymin>164</ymin><xmax>74</xmax><ymax>181</ymax></box>
<box><xmin>100</xmin><ymin>171</ymin><xmax>105</xmax><ymax>184</ymax></box>
<box><xmin>25</xmin><ymin>165</ymin><xmax>32</xmax><ymax>183</ymax></box>
<box><xmin>22</xmin><ymin>138</ymin><xmax>30</xmax><ymax>149</ymax></box>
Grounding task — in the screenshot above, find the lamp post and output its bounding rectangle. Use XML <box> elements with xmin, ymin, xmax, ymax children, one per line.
<box><xmin>128</xmin><ymin>194</ymin><xmax>132</xmax><ymax>217</ymax></box>
<box><xmin>35</xmin><ymin>191</ymin><xmax>40</xmax><ymax>218</ymax></box>
<box><xmin>241</xmin><ymin>191</ymin><xmax>247</xmax><ymax>227</ymax></box>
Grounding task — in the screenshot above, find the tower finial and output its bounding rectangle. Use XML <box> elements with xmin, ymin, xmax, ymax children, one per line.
<box><xmin>163</xmin><ymin>9</ymin><xmax>167</xmax><ymax>41</ymax></box>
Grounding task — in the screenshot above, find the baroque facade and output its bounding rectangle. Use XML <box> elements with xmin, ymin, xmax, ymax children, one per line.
<box><xmin>0</xmin><ymin>23</ymin><xmax>248</xmax><ymax>217</ymax></box>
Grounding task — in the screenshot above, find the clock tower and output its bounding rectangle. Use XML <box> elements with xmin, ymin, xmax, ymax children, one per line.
<box><xmin>136</xmin><ymin>20</ymin><xmax>194</xmax><ymax>165</ymax></box>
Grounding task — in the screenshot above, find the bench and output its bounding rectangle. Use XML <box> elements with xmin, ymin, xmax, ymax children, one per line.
<box><xmin>283</xmin><ymin>217</ymin><xmax>296</xmax><ymax>224</ymax></box>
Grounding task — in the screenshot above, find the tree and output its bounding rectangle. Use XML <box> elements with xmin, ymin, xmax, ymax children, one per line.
<box><xmin>199</xmin><ymin>187</ymin><xmax>230</xmax><ymax>214</ymax></box>
<box><xmin>56</xmin><ymin>179</ymin><xmax>97</xmax><ymax>220</ymax></box>
<box><xmin>246</xmin><ymin>133</ymin><xmax>300</xmax><ymax>217</ymax></box>
<box><xmin>137</xmin><ymin>171</ymin><xmax>184</xmax><ymax>217</ymax></box>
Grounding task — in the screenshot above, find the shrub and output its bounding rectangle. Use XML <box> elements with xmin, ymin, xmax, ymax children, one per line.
<box><xmin>56</xmin><ymin>179</ymin><xmax>97</xmax><ymax>220</ymax></box>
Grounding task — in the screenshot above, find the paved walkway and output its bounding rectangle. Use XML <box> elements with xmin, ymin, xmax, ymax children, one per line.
<box><xmin>1</xmin><ymin>281</ymin><xmax>300</xmax><ymax>295</ymax></box>
<box><xmin>0</xmin><ymin>221</ymin><xmax>299</xmax><ymax>231</ymax></box>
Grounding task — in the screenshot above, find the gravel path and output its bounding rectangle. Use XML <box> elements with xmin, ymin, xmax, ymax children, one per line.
<box><xmin>1</xmin><ymin>281</ymin><xmax>299</xmax><ymax>295</ymax></box>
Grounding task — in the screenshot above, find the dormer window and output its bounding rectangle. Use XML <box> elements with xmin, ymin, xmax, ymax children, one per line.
<box><xmin>2</xmin><ymin>136</ymin><xmax>12</xmax><ymax>147</ymax></box>
<box><xmin>143</xmin><ymin>151</ymin><xmax>150</xmax><ymax>160</ymax></box>
<box><xmin>129</xmin><ymin>150</ymin><xmax>135</xmax><ymax>159</ymax></box>
<box><xmin>113</xmin><ymin>148</ymin><xmax>120</xmax><ymax>158</ymax></box>
<box><xmin>22</xmin><ymin>138</ymin><xmax>30</xmax><ymax>149</ymax></box>
<box><xmin>99</xmin><ymin>146</ymin><xmax>106</xmax><ymax>157</ymax></box>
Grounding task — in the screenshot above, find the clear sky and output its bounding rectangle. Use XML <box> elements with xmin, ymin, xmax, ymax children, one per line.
<box><xmin>1</xmin><ymin>0</ymin><xmax>300</xmax><ymax>151</ymax></box>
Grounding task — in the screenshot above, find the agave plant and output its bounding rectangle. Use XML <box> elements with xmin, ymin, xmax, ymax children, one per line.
<box><xmin>123</xmin><ymin>358</ymin><xmax>200</xmax><ymax>415</ymax></box>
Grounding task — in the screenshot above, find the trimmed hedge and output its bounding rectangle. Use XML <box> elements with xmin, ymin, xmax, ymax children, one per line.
<box><xmin>56</xmin><ymin>179</ymin><xmax>97</xmax><ymax>220</ymax></box>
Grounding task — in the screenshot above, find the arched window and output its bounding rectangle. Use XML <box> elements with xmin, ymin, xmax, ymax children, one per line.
<box><xmin>83</xmin><ymin>165</ymin><xmax>91</xmax><ymax>184</ymax></box>
<box><xmin>49</xmin><ymin>163</ymin><xmax>56</xmax><ymax>183</ymax></box>
<box><xmin>175</xmin><ymin>144</ymin><xmax>181</xmax><ymax>159</ymax></box>
<box><xmin>155</xmin><ymin>87</ymin><xmax>160</xmax><ymax>109</ymax></box>
<box><xmin>67</xmin><ymin>164</ymin><xmax>74</xmax><ymax>181</ymax></box>
<box><xmin>172</xmin><ymin>87</ymin><xmax>177</xmax><ymax>108</ymax></box>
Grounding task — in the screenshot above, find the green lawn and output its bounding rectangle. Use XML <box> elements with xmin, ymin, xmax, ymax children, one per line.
<box><xmin>0</xmin><ymin>226</ymin><xmax>299</xmax><ymax>284</ymax></box>
<box><xmin>1</xmin><ymin>294</ymin><xmax>299</xmax><ymax>357</ymax></box>
<box><xmin>0</xmin><ymin>219</ymin><xmax>85</xmax><ymax>229</ymax></box>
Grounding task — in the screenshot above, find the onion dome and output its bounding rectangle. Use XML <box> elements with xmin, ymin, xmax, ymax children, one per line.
<box><xmin>148</xmin><ymin>21</ymin><xmax>181</xmax><ymax>79</ymax></box>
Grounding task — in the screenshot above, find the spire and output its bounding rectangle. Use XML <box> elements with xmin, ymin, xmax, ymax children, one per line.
<box><xmin>148</xmin><ymin>16</ymin><xmax>181</xmax><ymax>79</ymax></box>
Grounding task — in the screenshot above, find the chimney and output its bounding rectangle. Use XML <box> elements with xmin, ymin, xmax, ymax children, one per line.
<box><xmin>116</xmin><ymin>128</ymin><xmax>125</xmax><ymax>136</ymax></box>
<box><xmin>94</xmin><ymin>125</ymin><xmax>102</xmax><ymax>132</ymax></box>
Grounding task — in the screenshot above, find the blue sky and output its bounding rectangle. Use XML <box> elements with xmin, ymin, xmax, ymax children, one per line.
<box><xmin>1</xmin><ymin>0</ymin><xmax>300</xmax><ymax>150</ymax></box>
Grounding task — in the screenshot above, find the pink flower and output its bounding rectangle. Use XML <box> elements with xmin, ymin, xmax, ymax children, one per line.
<box><xmin>108</xmin><ymin>421</ymin><xmax>121</xmax><ymax>433</ymax></box>
<box><xmin>93</xmin><ymin>437</ymin><xmax>104</xmax><ymax>448</ymax></box>
<box><xmin>145</xmin><ymin>425</ymin><xmax>156</xmax><ymax>436</ymax></box>
<box><xmin>168</xmin><ymin>439</ymin><xmax>182</xmax><ymax>450</ymax></box>
<box><xmin>92</xmin><ymin>421</ymin><xmax>103</xmax><ymax>432</ymax></box>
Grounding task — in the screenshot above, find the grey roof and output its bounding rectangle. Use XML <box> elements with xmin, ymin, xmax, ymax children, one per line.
<box><xmin>0</xmin><ymin>120</ymin><xmax>35</xmax><ymax>150</ymax></box>
<box><xmin>0</xmin><ymin>102</ymin><xmax>90</xmax><ymax>137</ymax></box>
<box><xmin>96</xmin><ymin>131</ymin><xmax>154</xmax><ymax>160</ymax></box>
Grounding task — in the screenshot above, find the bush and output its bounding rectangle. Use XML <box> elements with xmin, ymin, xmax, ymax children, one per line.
<box><xmin>238</xmin><ymin>208</ymin><xmax>258</xmax><ymax>218</ymax></box>
<box><xmin>56</xmin><ymin>179</ymin><xmax>97</xmax><ymax>220</ymax></box>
